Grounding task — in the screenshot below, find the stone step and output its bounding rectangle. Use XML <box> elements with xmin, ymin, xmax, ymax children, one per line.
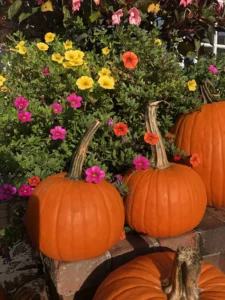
<box><xmin>42</xmin><ymin>207</ymin><xmax>225</xmax><ymax>300</ymax></box>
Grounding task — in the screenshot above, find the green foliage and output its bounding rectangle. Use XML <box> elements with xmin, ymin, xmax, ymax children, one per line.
<box><xmin>0</xmin><ymin>25</ymin><xmax>201</xmax><ymax>192</ymax></box>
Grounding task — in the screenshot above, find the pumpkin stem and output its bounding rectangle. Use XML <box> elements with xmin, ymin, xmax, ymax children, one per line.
<box><xmin>162</xmin><ymin>243</ymin><xmax>202</xmax><ymax>300</ymax></box>
<box><xmin>200</xmin><ymin>80</ymin><xmax>220</xmax><ymax>104</ymax></box>
<box><xmin>66</xmin><ymin>120</ymin><xmax>101</xmax><ymax>180</ymax></box>
<box><xmin>145</xmin><ymin>101</ymin><xmax>170</xmax><ymax>169</ymax></box>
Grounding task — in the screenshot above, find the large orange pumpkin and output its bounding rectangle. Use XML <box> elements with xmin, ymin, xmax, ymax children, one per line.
<box><xmin>124</xmin><ymin>102</ymin><xmax>207</xmax><ymax>238</ymax></box>
<box><xmin>94</xmin><ymin>246</ymin><xmax>225</xmax><ymax>300</ymax></box>
<box><xmin>173</xmin><ymin>100</ymin><xmax>225</xmax><ymax>207</ymax></box>
<box><xmin>26</xmin><ymin>120</ymin><xmax>125</xmax><ymax>261</ymax></box>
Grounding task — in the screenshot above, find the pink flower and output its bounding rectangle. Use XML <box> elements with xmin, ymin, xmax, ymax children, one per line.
<box><xmin>133</xmin><ymin>155</ymin><xmax>150</xmax><ymax>170</ymax></box>
<box><xmin>173</xmin><ymin>154</ymin><xmax>182</xmax><ymax>161</ymax></box>
<box><xmin>94</xmin><ymin>0</ymin><xmax>100</xmax><ymax>4</ymax></box>
<box><xmin>85</xmin><ymin>166</ymin><xmax>105</xmax><ymax>184</ymax></box>
<box><xmin>51</xmin><ymin>103</ymin><xmax>63</xmax><ymax>114</ymax></box>
<box><xmin>112</xmin><ymin>9</ymin><xmax>123</xmax><ymax>25</ymax></box>
<box><xmin>18</xmin><ymin>111</ymin><xmax>32</xmax><ymax>123</ymax></box>
<box><xmin>50</xmin><ymin>126</ymin><xmax>67</xmax><ymax>140</ymax></box>
<box><xmin>217</xmin><ymin>0</ymin><xmax>224</xmax><ymax>11</ymax></box>
<box><xmin>209</xmin><ymin>64</ymin><xmax>218</xmax><ymax>74</ymax></box>
<box><xmin>128</xmin><ymin>7</ymin><xmax>141</xmax><ymax>26</ymax></box>
<box><xmin>72</xmin><ymin>0</ymin><xmax>83</xmax><ymax>12</ymax></box>
<box><xmin>0</xmin><ymin>184</ymin><xmax>17</xmax><ymax>201</ymax></box>
<box><xmin>179</xmin><ymin>0</ymin><xmax>193</xmax><ymax>7</ymax></box>
<box><xmin>18</xmin><ymin>185</ymin><xmax>32</xmax><ymax>197</ymax></box>
<box><xmin>14</xmin><ymin>96</ymin><xmax>29</xmax><ymax>110</ymax></box>
<box><xmin>42</xmin><ymin>66</ymin><xmax>50</xmax><ymax>76</ymax></box>
<box><xmin>66</xmin><ymin>93</ymin><xmax>82</xmax><ymax>108</ymax></box>
<box><xmin>114</xmin><ymin>174</ymin><xmax>123</xmax><ymax>183</ymax></box>
<box><xmin>107</xmin><ymin>118</ymin><xmax>114</xmax><ymax>126</ymax></box>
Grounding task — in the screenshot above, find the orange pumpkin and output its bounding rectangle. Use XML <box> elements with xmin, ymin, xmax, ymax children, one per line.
<box><xmin>173</xmin><ymin>98</ymin><xmax>225</xmax><ymax>208</ymax></box>
<box><xmin>26</xmin><ymin>120</ymin><xmax>125</xmax><ymax>261</ymax></box>
<box><xmin>94</xmin><ymin>246</ymin><xmax>225</xmax><ymax>300</ymax></box>
<box><xmin>124</xmin><ymin>102</ymin><xmax>207</xmax><ymax>238</ymax></box>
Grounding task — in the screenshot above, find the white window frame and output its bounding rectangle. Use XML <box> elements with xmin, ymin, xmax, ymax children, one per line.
<box><xmin>202</xmin><ymin>30</ymin><xmax>225</xmax><ymax>55</ymax></box>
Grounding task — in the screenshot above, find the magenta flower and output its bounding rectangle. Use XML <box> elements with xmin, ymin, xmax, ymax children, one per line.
<box><xmin>128</xmin><ymin>7</ymin><xmax>141</xmax><ymax>26</ymax></box>
<box><xmin>50</xmin><ymin>126</ymin><xmax>67</xmax><ymax>140</ymax></box>
<box><xmin>174</xmin><ymin>154</ymin><xmax>182</xmax><ymax>161</ymax></box>
<box><xmin>42</xmin><ymin>66</ymin><xmax>50</xmax><ymax>76</ymax></box>
<box><xmin>18</xmin><ymin>185</ymin><xmax>32</xmax><ymax>197</ymax></box>
<box><xmin>66</xmin><ymin>93</ymin><xmax>82</xmax><ymax>108</ymax></box>
<box><xmin>217</xmin><ymin>0</ymin><xmax>224</xmax><ymax>11</ymax></box>
<box><xmin>85</xmin><ymin>166</ymin><xmax>105</xmax><ymax>184</ymax></box>
<box><xmin>133</xmin><ymin>155</ymin><xmax>150</xmax><ymax>170</ymax></box>
<box><xmin>0</xmin><ymin>184</ymin><xmax>17</xmax><ymax>201</ymax></box>
<box><xmin>14</xmin><ymin>96</ymin><xmax>29</xmax><ymax>110</ymax></box>
<box><xmin>18</xmin><ymin>111</ymin><xmax>32</xmax><ymax>123</ymax></box>
<box><xmin>209</xmin><ymin>64</ymin><xmax>218</xmax><ymax>74</ymax></box>
<box><xmin>107</xmin><ymin>118</ymin><xmax>114</xmax><ymax>126</ymax></box>
<box><xmin>51</xmin><ymin>103</ymin><xmax>63</xmax><ymax>114</ymax></box>
<box><xmin>112</xmin><ymin>9</ymin><xmax>123</xmax><ymax>25</ymax></box>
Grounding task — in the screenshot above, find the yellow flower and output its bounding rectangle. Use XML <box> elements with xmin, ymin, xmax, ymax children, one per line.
<box><xmin>63</xmin><ymin>40</ymin><xmax>73</xmax><ymax>50</ymax></box>
<box><xmin>98</xmin><ymin>76</ymin><xmax>115</xmax><ymax>89</ymax></box>
<box><xmin>52</xmin><ymin>53</ymin><xmax>64</xmax><ymax>64</ymax></box>
<box><xmin>102</xmin><ymin>47</ymin><xmax>110</xmax><ymax>55</ymax></box>
<box><xmin>98</xmin><ymin>68</ymin><xmax>111</xmax><ymax>77</ymax></box>
<box><xmin>0</xmin><ymin>76</ymin><xmax>6</xmax><ymax>87</ymax></box>
<box><xmin>1</xmin><ymin>86</ymin><xmax>8</xmax><ymax>92</ymax></box>
<box><xmin>45</xmin><ymin>32</ymin><xmax>55</xmax><ymax>43</ymax></box>
<box><xmin>63</xmin><ymin>62</ymin><xmax>73</xmax><ymax>69</ymax></box>
<box><xmin>36</xmin><ymin>42</ymin><xmax>49</xmax><ymax>51</ymax></box>
<box><xmin>188</xmin><ymin>79</ymin><xmax>197</xmax><ymax>91</ymax></box>
<box><xmin>154</xmin><ymin>38</ymin><xmax>162</xmax><ymax>46</ymax></box>
<box><xmin>70</xmin><ymin>58</ymin><xmax>83</xmax><ymax>66</ymax></box>
<box><xmin>18</xmin><ymin>46</ymin><xmax>27</xmax><ymax>55</ymax></box>
<box><xmin>41</xmin><ymin>0</ymin><xmax>53</xmax><ymax>12</ymax></box>
<box><xmin>65</xmin><ymin>50</ymin><xmax>78</xmax><ymax>61</ymax></box>
<box><xmin>76</xmin><ymin>76</ymin><xmax>94</xmax><ymax>90</ymax></box>
<box><xmin>147</xmin><ymin>3</ymin><xmax>160</xmax><ymax>13</ymax></box>
<box><xmin>15</xmin><ymin>41</ymin><xmax>25</xmax><ymax>48</ymax></box>
<box><xmin>74</xmin><ymin>50</ymin><xmax>84</xmax><ymax>59</ymax></box>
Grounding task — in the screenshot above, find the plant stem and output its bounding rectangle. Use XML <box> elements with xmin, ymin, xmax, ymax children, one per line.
<box><xmin>162</xmin><ymin>245</ymin><xmax>202</xmax><ymax>300</ymax></box>
<box><xmin>66</xmin><ymin>120</ymin><xmax>101</xmax><ymax>180</ymax></box>
<box><xmin>145</xmin><ymin>101</ymin><xmax>170</xmax><ymax>169</ymax></box>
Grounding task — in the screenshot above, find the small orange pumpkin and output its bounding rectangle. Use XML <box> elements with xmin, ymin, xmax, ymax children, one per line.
<box><xmin>26</xmin><ymin>120</ymin><xmax>125</xmax><ymax>261</ymax></box>
<box><xmin>94</xmin><ymin>246</ymin><xmax>225</xmax><ymax>300</ymax></box>
<box><xmin>124</xmin><ymin>101</ymin><xmax>207</xmax><ymax>238</ymax></box>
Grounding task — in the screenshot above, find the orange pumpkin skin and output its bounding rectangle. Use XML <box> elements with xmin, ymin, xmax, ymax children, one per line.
<box><xmin>124</xmin><ymin>163</ymin><xmax>207</xmax><ymax>238</ymax></box>
<box><xmin>26</xmin><ymin>172</ymin><xmax>125</xmax><ymax>262</ymax></box>
<box><xmin>173</xmin><ymin>102</ymin><xmax>225</xmax><ymax>208</ymax></box>
<box><xmin>94</xmin><ymin>252</ymin><xmax>225</xmax><ymax>300</ymax></box>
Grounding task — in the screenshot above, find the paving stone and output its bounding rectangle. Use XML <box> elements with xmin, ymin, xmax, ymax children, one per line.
<box><xmin>203</xmin><ymin>252</ymin><xmax>225</xmax><ymax>273</ymax></box>
<box><xmin>13</xmin><ymin>277</ymin><xmax>48</xmax><ymax>300</ymax></box>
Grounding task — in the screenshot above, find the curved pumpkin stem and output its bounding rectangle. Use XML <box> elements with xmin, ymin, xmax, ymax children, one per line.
<box><xmin>145</xmin><ymin>101</ymin><xmax>170</xmax><ymax>169</ymax></box>
<box><xmin>66</xmin><ymin>120</ymin><xmax>101</xmax><ymax>180</ymax></box>
<box><xmin>200</xmin><ymin>80</ymin><xmax>220</xmax><ymax>104</ymax></box>
<box><xmin>162</xmin><ymin>242</ymin><xmax>202</xmax><ymax>300</ymax></box>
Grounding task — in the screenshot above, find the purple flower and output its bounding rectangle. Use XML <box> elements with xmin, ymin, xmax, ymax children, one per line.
<box><xmin>209</xmin><ymin>65</ymin><xmax>218</xmax><ymax>74</ymax></box>
<box><xmin>50</xmin><ymin>126</ymin><xmax>67</xmax><ymax>140</ymax></box>
<box><xmin>85</xmin><ymin>166</ymin><xmax>105</xmax><ymax>184</ymax></box>
<box><xmin>18</xmin><ymin>185</ymin><xmax>32</xmax><ymax>197</ymax></box>
<box><xmin>0</xmin><ymin>184</ymin><xmax>17</xmax><ymax>201</ymax></box>
<box><xmin>51</xmin><ymin>103</ymin><xmax>63</xmax><ymax>114</ymax></box>
<box><xmin>18</xmin><ymin>111</ymin><xmax>32</xmax><ymax>123</ymax></box>
<box><xmin>107</xmin><ymin>118</ymin><xmax>114</xmax><ymax>126</ymax></box>
<box><xmin>133</xmin><ymin>155</ymin><xmax>150</xmax><ymax>170</ymax></box>
<box><xmin>14</xmin><ymin>96</ymin><xmax>29</xmax><ymax>110</ymax></box>
<box><xmin>66</xmin><ymin>93</ymin><xmax>82</xmax><ymax>108</ymax></box>
<box><xmin>114</xmin><ymin>174</ymin><xmax>123</xmax><ymax>183</ymax></box>
<box><xmin>42</xmin><ymin>66</ymin><xmax>50</xmax><ymax>76</ymax></box>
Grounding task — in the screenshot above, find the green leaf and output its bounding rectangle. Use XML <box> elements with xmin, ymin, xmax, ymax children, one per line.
<box><xmin>89</xmin><ymin>11</ymin><xmax>102</xmax><ymax>23</ymax></box>
<box><xmin>18</xmin><ymin>7</ymin><xmax>39</xmax><ymax>23</ymax></box>
<box><xmin>63</xmin><ymin>5</ymin><xmax>71</xmax><ymax>26</ymax></box>
<box><xmin>8</xmin><ymin>0</ymin><xmax>22</xmax><ymax>20</ymax></box>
